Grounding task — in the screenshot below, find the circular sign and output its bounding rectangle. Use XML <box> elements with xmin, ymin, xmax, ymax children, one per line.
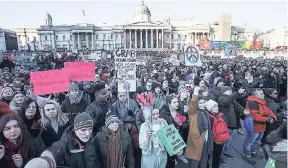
<box><xmin>185</xmin><ymin>46</ymin><xmax>199</xmax><ymax>63</ymax></box>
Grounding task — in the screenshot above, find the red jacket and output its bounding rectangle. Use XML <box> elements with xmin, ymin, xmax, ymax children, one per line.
<box><xmin>246</xmin><ymin>96</ymin><xmax>277</xmax><ymax>132</ymax></box>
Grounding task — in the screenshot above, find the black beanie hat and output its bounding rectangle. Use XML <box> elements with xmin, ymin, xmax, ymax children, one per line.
<box><xmin>264</xmin><ymin>88</ymin><xmax>276</xmax><ymax>96</ymax></box>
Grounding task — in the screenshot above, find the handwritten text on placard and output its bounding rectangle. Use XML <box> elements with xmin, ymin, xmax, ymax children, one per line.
<box><xmin>30</xmin><ymin>69</ymin><xmax>70</xmax><ymax>95</ymax></box>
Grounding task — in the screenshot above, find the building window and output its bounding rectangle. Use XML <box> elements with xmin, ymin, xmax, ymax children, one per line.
<box><xmin>63</xmin><ymin>35</ymin><xmax>65</xmax><ymax>40</ymax></box>
<box><xmin>96</xmin><ymin>44</ymin><xmax>100</xmax><ymax>49</ymax></box>
<box><xmin>70</xmin><ymin>35</ymin><xmax>72</xmax><ymax>41</ymax></box>
<box><xmin>116</xmin><ymin>34</ymin><xmax>118</xmax><ymax>40</ymax></box>
<box><xmin>56</xmin><ymin>45</ymin><xmax>60</xmax><ymax>48</ymax></box>
<box><xmin>103</xmin><ymin>34</ymin><xmax>106</xmax><ymax>40</ymax></box>
<box><xmin>33</xmin><ymin>36</ymin><xmax>36</xmax><ymax>41</ymax></box>
<box><xmin>108</xmin><ymin>35</ymin><xmax>110</xmax><ymax>39</ymax></box>
<box><xmin>63</xmin><ymin>45</ymin><xmax>67</xmax><ymax>48</ymax></box>
<box><xmin>185</xmin><ymin>35</ymin><xmax>187</xmax><ymax>39</ymax></box>
<box><xmin>96</xmin><ymin>35</ymin><xmax>98</xmax><ymax>39</ymax></box>
<box><xmin>27</xmin><ymin>37</ymin><xmax>30</xmax><ymax>42</ymax></box>
<box><xmin>56</xmin><ymin>35</ymin><xmax>58</xmax><ymax>40</ymax></box>
<box><xmin>111</xmin><ymin>35</ymin><xmax>113</xmax><ymax>39</ymax></box>
<box><xmin>171</xmin><ymin>34</ymin><xmax>174</xmax><ymax>39</ymax></box>
<box><xmin>178</xmin><ymin>35</ymin><xmax>181</xmax><ymax>39</ymax></box>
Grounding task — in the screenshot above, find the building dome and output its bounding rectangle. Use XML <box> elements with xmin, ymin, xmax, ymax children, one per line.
<box><xmin>133</xmin><ymin>1</ymin><xmax>151</xmax><ymax>23</ymax></box>
<box><xmin>134</xmin><ymin>3</ymin><xmax>151</xmax><ymax>16</ymax></box>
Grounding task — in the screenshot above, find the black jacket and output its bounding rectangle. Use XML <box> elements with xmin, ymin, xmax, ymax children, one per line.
<box><xmin>95</xmin><ymin>126</ymin><xmax>135</xmax><ymax>168</ymax></box>
<box><xmin>0</xmin><ymin>129</ymin><xmax>46</xmax><ymax>168</ymax></box>
<box><xmin>49</xmin><ymin>126</ymin><xmax>101</xmax><ymax>168</ymax></box>
<box><xmin>218</xmin><ymin>93</ymin><xmax>245</xmax><ymax>129</ymax></box>
<box><xmin>62</xmin><ymin>97</ymin><xmax>88</xmax><ymax>125</ymax></box>
<box><xmin>35</xmin><ymin>122</ymin><xmax>69</xmax><ymax>147</ymax></box>
<box><xmin>85</xmin><ymin>101</ymin><xmax>115</xmax><ymax>134</ymax></box>
<box><xmin>160</xmin><ymin>105</ymin><xmax>189</xmax><ymax>143</ymax></box>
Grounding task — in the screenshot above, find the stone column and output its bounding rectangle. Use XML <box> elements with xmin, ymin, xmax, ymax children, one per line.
<box><xmin>78</xmin><ymin>33</ymin><xmax>80</xmax><ymax>49</ymax></box>
<box><xmin>162</xmin><ymin>29</ymin><xmax>164</xmax><ymax>48</ymax></box>
<box><xmin>129</xmin><ymin>29</ymin><xmax>132</xmax><ymax>49</ymax></box>
<box><xmin>92</xmin><ymin>33</ymin><xmax>95</xmax><ymax>50</ymax></box>
<box><xmin>124</xmin><ymin>30</ymin><xmax>126</xmax><ymax>49</ymax></box>
<box><xmin>151</xmin><ymin>29</ymin><xmax>153</xmax><ymax>48</ymax></box>
<box><xmin>170</xmin><ymin>31</ymin><xmax>172</xmax><ymax>48</ymax></box>
<box><xmin>135</xmin><ymin>30</ymin><xmax>137</xmax><ymax>48</ymax></box>
<box><xmin>145</xmin><ymin>29</ymin><xmax>148</xmax><ymax>49</ymax></box>
<box><xmin>140</xmin><ymin>29</ymin><xmax>143</xmax><ymax>49</ymax></box>
<box><xmin>72</xmin><ymin>33</ymin><xmax>75</xmax><ymax>49</ymax></box>
<box><xmin>193</xmin><ymin>33</ymin><xmax>195</xmax><ymax>46</ymax></box>
<box><xmin>113</xmin><ymin>33</ymin><xmax>116</xmax><ymax>49</ymax></box>
<box><xmin>86</xmin><ymin>33</ymin><xmax>89</xmax><ymax>49</ymax></box>
<box><xmin>156</xmin><ymin>29</ymin><xmax>159</xmax><ymax>48</ymax></box>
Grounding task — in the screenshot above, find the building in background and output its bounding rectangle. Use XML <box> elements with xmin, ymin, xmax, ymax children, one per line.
<box><xmin>13</xmin><ymin>28</ymin><xmax>39</xmax><ymax>51</ymax></box>
<box><xmin>37</xmin><ymin>2</ymin><xmax>232</xmax><ymax>51</ymax></box>
<box><xmin>258</xmin><ymin>27</ymin><xmax>288</xmax><ymax>49</ymax></box>
<box><xmin>0</xmin><ymin>28</ymin><xmax>18</xmax><ymax>52</ymax></box>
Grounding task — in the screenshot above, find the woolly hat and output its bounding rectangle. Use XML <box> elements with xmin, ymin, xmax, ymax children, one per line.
<box><xmin>221</xmin><ymin>86</ymin><xmax>231</xmax><ymax>95</ymax></box>
<box><xmin>204</xmin><ymin>99</ymin><xmax>218</xmax><ymax>112</ymax></box>
<box><xmin>264</xmin><ymin>88</ymin><xmax>276</xmax><ymax>96</ymax></box>
<box><xmin>213</xmin><ymin>77</ymin><xmax>224</xmax><ymax>86</ymax></box>
<box><xmin>151</xmin><ymin>82</ymin><xmax>161</xmax><ymax>92</ymax></box>
<box><xmin>69</xmin><ymin>83</ymin><xmax>79</xmax><ymax>91</ymax></box>
<box><xmin>105</xmin><ymin>114</ymin><xmax>122</xmax><ymax>126</ymax></box>
<box><xmin>24</xmin><ymin>151</ymin><xmax>56</xmax><ymax>168</ymax></box>
<box><xmin>178</xmin><ymin>85</ymin><xmax>188</xmax><ymax>94</ymax></box>
<box><xmin>74</xmin><ymin>112</ymin><xmax>93</xmax><ymax>131</ymax></box>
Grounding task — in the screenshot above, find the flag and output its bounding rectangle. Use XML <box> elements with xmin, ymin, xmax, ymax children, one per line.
<box><xmin>82</xmin><ymin>10</ymin><xmax>85</xmax><ymax>17</ymax></box>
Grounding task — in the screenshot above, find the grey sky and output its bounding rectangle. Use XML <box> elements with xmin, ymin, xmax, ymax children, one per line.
<box><xmin>0</xmin><ymin>1</ymin><xmax>287</xmax><ymax>31</ymax></box>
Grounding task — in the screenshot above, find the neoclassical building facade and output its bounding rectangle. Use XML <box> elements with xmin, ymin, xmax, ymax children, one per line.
<box><xmin>37</xmin><ymin>2</ymin><xmax>232</xmax><ymax>51</ymax></box>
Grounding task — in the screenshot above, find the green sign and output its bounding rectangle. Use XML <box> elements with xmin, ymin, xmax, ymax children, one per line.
<box><xmin>157</xmin><ymin>124</ymin><xmax>186</xmax><ymax>156</ymax></box>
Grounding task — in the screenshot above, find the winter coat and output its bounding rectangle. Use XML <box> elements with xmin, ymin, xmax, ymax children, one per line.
<box><xmin>264</xmin><ymin>122</ymin><xmax>287</xmax><ymax>168</ymax></box>
<box><xmin>218</xmin><ymin>93</ymin><xmax>245</xmax><ymax>129</ymax></box>
<box><xmin>95</xmin><ymin>126</ymin><xmax>135</xmax><ymax>168</ymax></box>
<box><xmin>209</xmin><ymin>70</ymin><xmax>220</xmax><ymax>86</ymax></box>
<box><xmin>49</xmin><ymin>126</ymin><xmax>102</xmax><ymax>168</ymax></box>
<box><xmin>209</xmin><ymin>86</ymin><xmax>221</xmax><ymax>101</ymax></box>
<box><xmin>246</xmin><ymin>96</ymin><xmax>277</xmax><ymax>132</ymax></box>
<box><xmin>185</xmin><ymin>95</ymin><xmax>210</xmax><ymax>160</ymax></box>
<box><xmin>265</xmin><ymin>97</ymin><xmax>282</xmax><ymax>115</ymax></box>
<box><xmin>61</xmin><ymin>97</ymin><xmax>88</xmax><ymax>125</ymax></box>
<box><xmin>85</xmin><ymin>101</ymin><xmax>115</xmax><ymax>134</ymax></box>
<box><xmin>160</xmin><ymin>105</ymin><xmax>189</xmax><ymax>143</ymax></box>
<box><xmin>35</xmin><ymin>122</ymin><xmax>69</xmax><ymax>147</ymax></box>
<box><xmin>0</xmin><ymin>130</ymin><xmax>46</xmax><ymax>168</ymax></box>
<box><xmin>136</xmin><ymin>92</ymin><xmax>154</xmax><ymax>107</ymax></box>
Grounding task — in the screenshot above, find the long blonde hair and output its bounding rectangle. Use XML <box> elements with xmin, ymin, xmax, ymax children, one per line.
<box><xmin>40</xmin><ymin>100</ymin><xmax>69</xmax><ymax>130</ymax></box>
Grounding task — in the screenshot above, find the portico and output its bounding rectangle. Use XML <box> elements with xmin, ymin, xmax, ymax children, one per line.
<box><xmin>124</xmin><ymin>28</ymin><xmax>164</xmax><ymax>49</ymax></box>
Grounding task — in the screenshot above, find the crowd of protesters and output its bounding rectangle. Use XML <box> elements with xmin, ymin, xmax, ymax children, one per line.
<box><xmin>0</xmin><ymin>52</ymin><xmax>287</xmax><ymax>168</ymax></box>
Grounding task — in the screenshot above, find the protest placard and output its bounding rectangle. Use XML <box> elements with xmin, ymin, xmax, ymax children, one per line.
<box><xmin>157</xmin><ymin>124</ymin><xmax>187</xmax><ymax>156</ymax></box>
<box><xmin>30</xmin><ymin>69</ymin><xmax>70</xmax><ymax>95</ymax></box>
<box><xmin>184</xmin><ymin>45</ymin><xmax>203</xmax><ymax>67</ymax></box>
<box><xmin>64</xmin><ymin>62</ymin><xmax>95</xmax><ymax>81</ymax></box>
<box><xmin>114</xmin><ymin>49</ymin><xmax>137</xmax><ymax>92</ymax></box>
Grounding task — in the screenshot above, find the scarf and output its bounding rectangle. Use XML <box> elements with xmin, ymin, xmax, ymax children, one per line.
<box><xmin>3</xmin><ymin>138</ymin><xmax>29</xmax><ymax>168</ymax></box>
<box><xmin>198</xmin><ymin>108</ymin><xmax>213</xmax><ymax>153</ymax></box>
<box><xmin>104</xmin><ymin>126</ymin><xmax>123</xmax><ymax>168</ymax></box>
<box><xmin>68</xmin><ymin>90</ymin><xmax>83</xmax><ymax>104</ymax></box>
<box><xmin>153</xmin><ymin>94</ymin><xmax>164</xmax><ymax>109</ymax></box>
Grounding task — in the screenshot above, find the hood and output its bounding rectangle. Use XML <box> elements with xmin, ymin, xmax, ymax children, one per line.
<box><xmin>247</xmin><ymin>96</ymin><xmax>266</xmax><ymax>105</ymax></box>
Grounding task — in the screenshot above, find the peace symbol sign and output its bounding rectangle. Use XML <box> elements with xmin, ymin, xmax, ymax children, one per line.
<box><xmin>185</xmin><ymin>46</ymin><xmax>199</xmax><ymax>63</ymax></box>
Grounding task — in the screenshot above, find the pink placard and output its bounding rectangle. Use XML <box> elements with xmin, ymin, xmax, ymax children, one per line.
<box><xmin>64</xmin><ymin>62</ymin><xmax>95</xmax><ymax>81</ymax></box>
<box><xmin>30</xmin><ymin>69</ymin><xmax>70</xmax><ymax>95</ymax></box>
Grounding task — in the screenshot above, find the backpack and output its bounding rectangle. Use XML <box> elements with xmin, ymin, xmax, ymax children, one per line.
<box><xmin>208</xmin><ymin>113</ymin><xmax>230</xmax><ymax>144</ymax></box>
